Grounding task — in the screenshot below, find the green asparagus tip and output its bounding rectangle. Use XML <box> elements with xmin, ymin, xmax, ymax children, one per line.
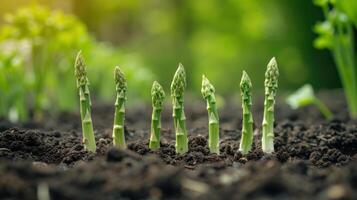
<box><xmin>74</xmin><ymin>51</ymin><xmax>84</xmax><ymax>74</ymax></box>
<box><xmin>266</xmin><ymin>57</ymin><xmax>279</xmax><ymax>76</ymax></box>
<box><xmin>201</xmin><ymin>75</ymin><xmax>215</xmax><ymax>99</ymax></box>
<box><xmin>152</xmin><ymin>81</ymin><xmax>166</xmax><ymax>108</ymax></box>
<box><xmin>265</xmin><ymin>57</ymin><xmax>279</xmax><ymax>96</ymax></box>
<box><xmin>114</xmin><ymin>66</ymin><xmax>127</xmax><ymax>93</ymax></box>
<box><xmin>171</xmin><ymin>63</ymin><xmax>186</xmax><ymax>97</ymax></box>
<box><xmin>74</xmin><ymin>51</ymin><xmax>88</xmax><ymax>88</ymax></box>
<box><xmin>240</xmin><ymin>71</ymin><xmax>252</xmax><ymax>91</ymax></box>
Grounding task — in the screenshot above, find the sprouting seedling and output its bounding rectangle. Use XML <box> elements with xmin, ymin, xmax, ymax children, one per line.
<box><xmin>171</xmin><ymin>63</ymin><xmax>188</xmax><ymax>154</ymax></box>
<box><xmin>201</xmin><ymin>75</ymin><xmax>220</xmax><ymax>154</ymax></box>
<box><xmin>74</xmin><ymin>51</ymin><xmax>96</xmax><ymax>152</ymax></box>
<box><xmin>314</xmin><ymin>0</ymin><xmax>357</xmax><ymax>119</ymax></box>
<box><xmin>149</xmin><ymin>81</ymin><xmax>166</xmax><ymax>150</ymax></box>
<box><xmin>239</xmin><ymin>71</ymin><xmax>254</xmax><ymax>155</ymax></box>
<box><xmin>286</xmin><ymin>84</ymin><xmax>333</xmax><ymax>120</ymax></box>
<box><xmin>112</xmin><ymin>66</ymin><xmax>127</xmax><ymax>148</ymax></box>
<box><xmin>262</xmin><ymin>57</ymin><xmax>279</xmax><ymax>154</ymax></box>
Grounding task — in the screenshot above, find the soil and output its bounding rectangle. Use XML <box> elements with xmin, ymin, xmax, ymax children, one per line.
<box><xmin>0</xmin><ymin>92</ymin><xmax>356</xmax><ymax>200</ymax></box>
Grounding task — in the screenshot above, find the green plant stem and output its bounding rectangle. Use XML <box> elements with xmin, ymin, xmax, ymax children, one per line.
<box><xmin>79</xmin><ymin>85</ymin><xmax>96</xmax><ymax>152</ymax></box>
<box><xmin>206</xmin><ymin>95</ymin><xmax>219</xmax><ymax>154</ymax></box>
<box><xmin>112</xmin><ymin>66</ymin><xmax>127</xmax><ymax>148</ymax></box>
<box><xmin>239</xmin><ymin>100</ymin><xmax>253</xmax><ymax>155</ymax></box>
<box><xmin>149</xmin><ymin>81</ymin><xmax>165</xmax><ymax>150</ymax></box>
<box><xmin>201</xmin><ymin>75</ymin><xmax>220</xmax><ymax>154</ymax></box>
<box><xmin>75</xmin><ymin>52</ymin><xmax>96</xmax><ymax>153</ymax></box>
<box><xmin>314</xmin><ymin>99</ymin><xmax>333</xmax><ymax>120</ymax></box>
<box><xmin>149</xmin><ymin>107</ymin><xmax>162</xmax><ymax>149</ymax></box>
<box><xmin>333</xmin><ymin>42</ymin><xmax>357</xmax><ymax>118</ymax></box>
<box><xmin>332</xmin><ymin>11</ymin><xmax>357</xmax><ymax>118</ymax></box>
<box><xmin>262</xmin><ymin>58</ymin><xmax>279</xmax><ymax>154</ymax></box>
<box><xmin>173</xmin><ymin>98</ymin><xmax>188</xmax><ymax>154</ymax></box>
<box><xmin>318</xmin><ymin>3</ymin><xmax>357</xmax><ymax>118</ymax></box>
<box><xmin>82</xmin><ymin>111</ymin><xmax>96</xmax><ymax>151</ymax></box>
<box><xmin>171</xmin><ymin>64</ymin><xmax>188</xmax><ymax>154</ymax></box>
<box><xmin>113</xmin><ymin>95</ymin><xmax>126</xmax><ymax>148</ymax></box>
<box><xmin>239</xmin><ymin>71</ymin><xmax>253</xmax><ymax>155</ymax></box>
<box><xmin>262</xmin><ymin>97</ymin><xmax>275</xmax><ymax>153</ymax></box>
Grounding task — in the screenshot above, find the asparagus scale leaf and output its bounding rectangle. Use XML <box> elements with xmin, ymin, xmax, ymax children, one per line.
<box><xmin>74</xmin><ymin>51</ymin><xmax>96</xmax><ymax>152</ymax></box>
<box><xmin>239</xmin><ymin>71</ymin><xmax>254</xmax><ymax>155</ymax></box>
<box><xmin>149</xmin><ymin>81</ymin><xmax>166</xmax><ymax>150</ymax></box>
<box><xmin>112</xmin><ymin>66</ymin><xmax>127</xmax><ymax>148</ymax></box>
<box><xmin>262</xmin><ymin>57</ymin><xmax>279</xmax><ymax>154</ymax></box>
<box><xmin>171</xmin><ymin>63</ymin><xmax>188</xmax><ymax>154</ymax></box>
<box><xmin>201</xmin><ymin>75</ymin><xmax>220</xmax><ymax>154</ymax></box>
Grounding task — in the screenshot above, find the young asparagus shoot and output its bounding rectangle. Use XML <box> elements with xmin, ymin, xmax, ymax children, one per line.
<box><xmin>171</xmin><ymin>63</ymin><xmax>188</xmax><ymax>154</ymax></box>
<box><xmin>239</xmin><ymin>71</ymin><xmax>254</xmax><ymax>155</ymax></box>
<box><xmin>286</xmin><ymin>84</ymin><xmax>333</xmax><ymax>120</ymax></box>
<box><xmin>149</xmin><ymin>81</ymin><xmax>166</xmax><ymax>150</ymax></box>
<box><xmin>112</xmin><ymin>66</ymin><xmax>127</xmax><ymax>148</ymax></box>
<box><xmin>74</xmin><ymin>51</ymin><xmax>96</xmax><ymax>152</ymax></box>
<box><xmin>262</xmin><ymin>57</ymin><xmax>279</xmax><ymax>154</ymax></box>
<box><xmin>201</xmin><ymin>75</ymin><xmax>220</xmax><ymax>154</ymax></box>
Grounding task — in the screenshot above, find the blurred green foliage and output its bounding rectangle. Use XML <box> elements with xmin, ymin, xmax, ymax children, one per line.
<box><xmin>0</xmin><ymin>48</ymin><xmax>28</xmax><ymax>122</ymax></box>
<box><xmin>0</xmin><ymin>0</ymin><xmax>354</xmax><ymax>121</ymax></box>
<box><xmin>0</xmin><ymin>5</ymin><xmax>154</xmax><ymax>121</ymax></box>
<box><xmin>0</xmin><ymin>5</ymin><xmax>91</xmax><ymax>120</ymax></box>
<box><xmin>338</xmin><ymin>0</ymin><xmax>357</xmax><ymax>25</ymax></box>
<box><xmin>72</xmin><ymin>0</ymin><xmax>341</xmax><ymax>92</ymax></box>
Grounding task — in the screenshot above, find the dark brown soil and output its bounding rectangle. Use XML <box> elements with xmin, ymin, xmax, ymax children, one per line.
<box><xmin>0</xmin><ymin>92</ymin><xmax>356</xmax><ymax>200</ymax></box>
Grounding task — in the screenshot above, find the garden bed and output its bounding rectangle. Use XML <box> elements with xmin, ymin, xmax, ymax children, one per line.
<box><xmin>0</xmin><ymin>93</ymin><xmax>356</xmax><ymax>200</ymax></box>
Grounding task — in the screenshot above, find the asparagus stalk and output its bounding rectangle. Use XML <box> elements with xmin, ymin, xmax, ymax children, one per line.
<box><xmin>239</xmin><ymin>71</ymin><xmax>254</xmax><ymax>155</ymax></box>
<box><xmin>171</xmin><ymin>64</ymin><xmax>188</xmax><ymax>154</ymax></box>
<box><xmin>74</xmin><ymin>51</ymin><xmax>96</xmax><ymax>152</ymax></box>
<box><xmin>149</xmin><ymin>81</ymin><xmax>166</xmax><ymax>150</ymax></box>
<box><xmin>262</xmin><ymin>57</ymin><xmax>279</xmax><ymax>153</ymax></box>
<box><xmin>201</xmin><ymin>75</ymin><xmax>220</xmax><ymax>154</ymax></box>
<box><xmin>112</xmin><ymin>66</ymin><xmax>127</xmax><ymax>148</ymax></box>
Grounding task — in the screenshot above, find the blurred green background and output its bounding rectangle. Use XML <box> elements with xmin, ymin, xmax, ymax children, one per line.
<box><xmin>0</xmin><ymin>0</ymin><xmax>344</xmax><ymax>121</ymax></box>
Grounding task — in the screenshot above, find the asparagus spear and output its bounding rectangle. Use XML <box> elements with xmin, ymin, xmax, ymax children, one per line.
<box><xmin>171</xmin><ymin>64</ymin><xmax>188</xmax><ymax>154</ymax></box>
<box><xmin>201</xmin><ymin>75</ymin><xmax>220</xmax><ymax>154</ymax></box>
<box><xmin>74</xmin><ymin>51</ymin><xmax>96</xmax><ymax>152</ymax></box>
<box><xmin>149</xmin><ymin>81</ymin><xmax>166</xmax><ymax>150</ymax></box>
<box><xmin>262</xmin><ymin>57</ymin><xmax>279</xmax><ymax>153</ymax></box>
<box><xmin>239</xmin><ymin>71</ymin><xmax>254</xmax><ymax>155</ymax></box>
<box><xmin>112</xmin><ymin>66</ymin><xmax>127</xmax><ymax>148</ymax></box>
